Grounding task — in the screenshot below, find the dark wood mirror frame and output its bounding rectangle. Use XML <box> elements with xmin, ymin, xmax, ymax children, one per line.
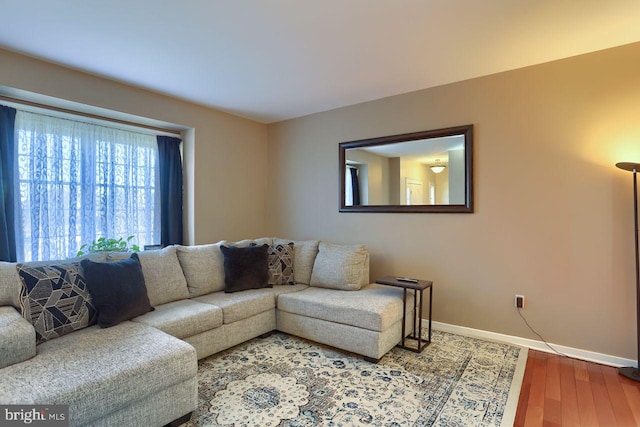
<box><xmin>339</xmin><ymin>124</ymin><xmax>474</xmax><ymax>213</ymax></box>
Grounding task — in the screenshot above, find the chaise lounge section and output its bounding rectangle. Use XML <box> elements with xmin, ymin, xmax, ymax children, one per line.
<box><xmin>277</xmin><ymin>284</ymin><xmax>413</xmax><ymax>362</ymax></box>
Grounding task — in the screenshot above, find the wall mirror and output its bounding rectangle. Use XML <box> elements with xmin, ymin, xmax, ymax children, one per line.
<box><xmin>339</xmin><ymin>124</ymin><xmax>473</xmax><ymax>213</ymax></box>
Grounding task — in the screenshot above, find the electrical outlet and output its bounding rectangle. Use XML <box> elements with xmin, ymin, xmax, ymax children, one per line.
<box><xmin>515</xmin><ymin>295</ymin><xmax>525</xmax><ymax>308</ymax></box>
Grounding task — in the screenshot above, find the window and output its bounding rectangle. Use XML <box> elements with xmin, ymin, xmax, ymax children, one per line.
<box><xmin>14</xmin><ymin>110</ymin><xmax>160</xmax><ymax>261</ymax></box>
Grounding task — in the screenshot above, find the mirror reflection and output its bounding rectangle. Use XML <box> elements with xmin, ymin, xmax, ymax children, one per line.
<box><xmin>339</xmin><ymin>125</ymin><xmax>473</xmax><ymax>213</ymax></box>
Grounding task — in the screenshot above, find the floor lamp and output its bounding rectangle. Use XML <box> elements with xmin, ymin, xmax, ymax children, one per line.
<box><xmin>617</xmin><ymin>162</ymin><xmax>640</xmax><ymax>381</ymax></box>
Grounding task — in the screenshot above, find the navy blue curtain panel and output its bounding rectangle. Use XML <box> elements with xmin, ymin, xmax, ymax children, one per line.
<box><xmin>0</xmin><ymin>106</ymin><xmax>17</xmax><ymax>262</ymax></box>
<box><xmin>349</xmin><ymin>167</ymin><xmax>361</xmax><ymax>206</ymax></box>
<box><xmin>157</xmin><ymin>136</ymin><xmax>184</xmax><ymax>246</ymax></box>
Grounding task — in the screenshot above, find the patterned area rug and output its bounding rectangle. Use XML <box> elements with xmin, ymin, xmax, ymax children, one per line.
<box><xmin>185</xmin><ymin>330</ymin><xmax>527</xmax><ymax>427</ymax></box>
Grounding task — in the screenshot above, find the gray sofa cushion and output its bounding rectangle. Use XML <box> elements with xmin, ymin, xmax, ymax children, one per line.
<box><xmin>266</xmin><ymin>284</ymin><xmax>309</xmax><ymax>299</ymax></box>
<box><xmin>0</xmin><ymin>321</ymin><xmax>196</xmax><ymax>425</ymax></box>
<box><xmin>136</xmin><ymin>246</ymin><xmax>190</xmax><ymax>306</ymax></box>
<box><xmin>0</xmin><ymin>306</ymin><xmax>35</xmax><ymax>369</ymax></box>
<box><xmin>133</xmin><ymin>299</ymin><xmax>223</xmax><ymax>339</ymax></box>
<box><xmin>194</xmin><ymin>290</ymin><xmax>275</xmax><ymax>324</ymax></box>
<box><xmin>0</xmin><ymin>262</ymin><xmax>21</xmax><ymax>309</ymax></box>
<box><xmin>277</xmin><ymin>284</ymin><xmax>409</xmax><ymax>332</ymax></box>
<box><xmin>310</xmin><ymin>242</ymin><xmax>369</xmax><ymax>290</ymax></box>
<box><xmin>175</xmin><ymin>241</ymin><xmax>226</xmax><ymax>297</ymax></box>
<box><xmin>273</xmin><ymin>238</ymin><xmax>319</xmax><ymax>285</ymax></box>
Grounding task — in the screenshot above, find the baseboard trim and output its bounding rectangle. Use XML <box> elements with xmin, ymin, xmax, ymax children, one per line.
<box><xmin>428</xmin><ymin>320</ymin><xmax>637</xmax><ymax>368</ymax></box>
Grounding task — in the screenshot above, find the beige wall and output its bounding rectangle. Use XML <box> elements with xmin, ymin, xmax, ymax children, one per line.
<box><xmin>267</xmin><ymin>42</ymin><xmax>640</xmax><ymax>360</ymax></box>
<box><xmin>0</xmin><ymin>48</ymin><xmax>269</xmax><ymax>244</ymax></box>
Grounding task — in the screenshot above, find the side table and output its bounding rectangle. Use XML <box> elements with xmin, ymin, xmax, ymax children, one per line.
<box><xmin>375</xmin><ymin>276</ymin><xmax>432</xmax><ymax>353</ymax></box>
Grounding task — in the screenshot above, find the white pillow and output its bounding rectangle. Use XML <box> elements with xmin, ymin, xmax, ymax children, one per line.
<box><xmin>310</xmin><ymin>242</ymin><xmax>369</xmax><ymax>291</ymax></box>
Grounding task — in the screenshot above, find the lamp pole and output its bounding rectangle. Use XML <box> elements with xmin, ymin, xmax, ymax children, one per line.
<box><xmin>616</xmin><ymin>162</ymin><xmax>640</xmax><ymax>381</ymax></box>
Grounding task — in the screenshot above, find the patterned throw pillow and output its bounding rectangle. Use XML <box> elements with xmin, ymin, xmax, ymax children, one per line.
<box><xmin>268</xmin><ymin>243</ymin><xmax>295</xmax><ymax>285</ymax></box>
<box><xmin>17</xmin><ymin>262</ymin><xmax>97</xmax><ymax>344</ymax></box>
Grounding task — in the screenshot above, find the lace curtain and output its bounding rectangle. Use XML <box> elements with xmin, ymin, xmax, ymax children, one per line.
<box><xmin>15</xmin><ymin>111</ymin><xmax>160</xmax><ymax>261</ymax></box>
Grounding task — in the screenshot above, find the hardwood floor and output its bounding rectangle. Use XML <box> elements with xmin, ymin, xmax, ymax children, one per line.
<box><xmin>514</xmin><ymin>350</ymin><xmax>640</xmax><ymax>426</ymax></box>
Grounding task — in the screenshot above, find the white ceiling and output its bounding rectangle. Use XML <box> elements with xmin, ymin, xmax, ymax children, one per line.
<box><xmin>1</xmin><ymin>0</ymin><xmax>639</xmax><ymax>123</ymax></box>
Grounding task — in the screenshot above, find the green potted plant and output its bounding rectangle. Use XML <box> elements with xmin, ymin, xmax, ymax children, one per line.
<box><xmin>77</xmin><ymin>235</ymin><xmax>141</xmax><ymax>257</ymax></box>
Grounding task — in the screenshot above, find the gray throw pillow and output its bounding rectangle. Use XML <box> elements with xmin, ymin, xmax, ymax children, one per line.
<box><xmin>175</xmin><ymin>241</ymin><xmax>226</xmax><ymax>297</ymax></box>
<box><xmin>310</xmin><ymin>242</ymin><xmax>370</xmax><ymax>291</ymax></box>
<box><xmin>136</xmin><ymin>246</ymin><xmax>190</xmax><ymax>306</ymax></box>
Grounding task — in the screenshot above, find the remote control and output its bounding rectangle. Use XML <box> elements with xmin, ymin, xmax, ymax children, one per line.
<box><xmin>396</xmin><ymin>277</ymin><xmax>418</xmax><ymax>283</ymax></box>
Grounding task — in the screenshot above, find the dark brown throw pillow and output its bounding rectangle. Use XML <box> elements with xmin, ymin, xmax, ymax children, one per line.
<box><xmin>81</xmin><ymin>253</ymin><xmax>153</xmax><ymax>328</ymax></box>
<box><xmin>220</xmin><ymin>244</ymin><xmax>270</xmax><ymax>293</ymax></box>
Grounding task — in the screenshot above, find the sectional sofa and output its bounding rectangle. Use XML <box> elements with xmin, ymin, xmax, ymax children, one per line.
<box><xmin>0</xmin><ymin>237</ymin><xmax>413</xmax><ymax>426</ymax></box>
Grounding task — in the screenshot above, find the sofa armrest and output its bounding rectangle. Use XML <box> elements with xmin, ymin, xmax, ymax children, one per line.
<box><xmin>0</xmin><ymin>306</ymin><xmax>36</xmax><ymax>369</ymax></box>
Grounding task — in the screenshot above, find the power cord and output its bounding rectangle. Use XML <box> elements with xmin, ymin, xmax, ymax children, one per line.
<box><xmin>517</xmin><ymin>307</ymin><xmax>570</xmax><ymax>358</ymax></box>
